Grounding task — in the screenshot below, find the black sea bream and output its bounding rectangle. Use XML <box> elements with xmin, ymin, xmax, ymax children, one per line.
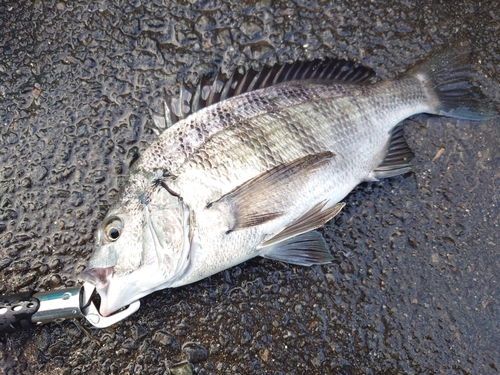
<box><xmin>80</xmin><ymin>43</ymin><xmax>496</xmax><ymax>316</ymax></box>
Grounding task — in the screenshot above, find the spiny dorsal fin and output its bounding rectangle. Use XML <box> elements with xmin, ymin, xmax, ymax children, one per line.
<box><xmin>261</xmin><ymin>230</ymin><xmax>333</xmax><ymax>266</ymax></box>
<box><xmin>208</xmin><ymin>152</ymin><xmax>336</xmax><ymax>232</ymax></box>
<box><xmin>162</xmin><ymin>59</ymin><xmax>376</xmax><ymax>127</ymax></box>
<box><xmin>369</xmin><ymin>124</ymin><xmax>415</xmax><ymax>180</ymax></box>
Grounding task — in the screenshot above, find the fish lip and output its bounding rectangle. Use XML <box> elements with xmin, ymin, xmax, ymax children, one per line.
<box><xmin>79</xmin><ymin>267</ymin><xmax>115</xmax><ymax>316</ymax></box>
<box><xmin>97</xmin><ymin>298</ymin><xmax>115</xmax><ymax>317</ymax></box>
<box><xmin>79</xmin><ymin>266</ymin><xmax>114</xmax><ymax>288</ymax></box>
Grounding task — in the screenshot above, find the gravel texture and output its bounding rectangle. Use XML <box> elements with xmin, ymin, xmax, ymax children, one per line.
<box><xmin>0</xmin><ymin>0</ymin><xmax>499</xmax><ymax>374</ymax></box>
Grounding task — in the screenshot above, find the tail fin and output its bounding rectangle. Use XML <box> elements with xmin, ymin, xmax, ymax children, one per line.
<box><xmin>408</xmin><ymin>42</ymin><xmax>497</xmax><ymax>120</ymax></box>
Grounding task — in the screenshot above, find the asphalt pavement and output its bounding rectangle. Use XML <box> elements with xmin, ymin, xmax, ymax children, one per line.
<box><xmin>0</xmin><ymin>0</ymin><xmax>499</xmax><ymax>374</ymax></box>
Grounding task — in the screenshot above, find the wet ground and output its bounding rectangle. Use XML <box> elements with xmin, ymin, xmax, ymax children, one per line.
<box><xmin>1</xmin><ymin>0</ymin><xmax>499</xmax><ymax>374</ymax></box>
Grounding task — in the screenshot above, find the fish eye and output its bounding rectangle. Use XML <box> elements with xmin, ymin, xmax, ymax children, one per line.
<box><xmin>103</xmin><ymin>217</ymin><xmax>123</xmax><ymax>242</ymax></box>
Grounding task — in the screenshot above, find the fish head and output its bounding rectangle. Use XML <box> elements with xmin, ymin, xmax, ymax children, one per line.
<box><xmin>79</xmin><ymin>176</ymin><xmax>191</xmax><ymax>316</ymax></box>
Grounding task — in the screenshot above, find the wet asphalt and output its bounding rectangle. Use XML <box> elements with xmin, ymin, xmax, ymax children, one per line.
<box><xmin>1</xmin><ymin>0</ymin><xmax>499</xmax><ymax>374</ymax></box>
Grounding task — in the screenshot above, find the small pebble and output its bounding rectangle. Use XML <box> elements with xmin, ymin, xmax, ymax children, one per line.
<box><xmin>182</xmin><ymin>342</ymin><xmax>208</xmax><ymax>364</ymax></box>
<box><xmin>169</xmin><ymin>361</ymin><xmax>193</xmax><ymax>375</ymax></box>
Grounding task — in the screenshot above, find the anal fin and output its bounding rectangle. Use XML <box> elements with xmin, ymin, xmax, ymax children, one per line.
<box><xmin>370</xmin><ymin>124</ymin><xmax>414</xmax><ymax>180</ymax></box>
<box><xmin>261</xmin><ymin>230</ymin><xmax>333</xmax><ymax>266</ymax></box>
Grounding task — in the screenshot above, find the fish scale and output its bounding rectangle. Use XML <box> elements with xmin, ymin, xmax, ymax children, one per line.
<box><xmin>166</xmin><ymin>79</ymin><xmax>426</xmax><ymax>210</ymax></box>
<box><xmin>136</xmin><ymin>83</ymin><xmax>322</xmax><ymax>175</ymax></box>
<box><xmin>80</xmin><ymin>44</ymin><xmax>496</xmax><ymax>317</ymax></box>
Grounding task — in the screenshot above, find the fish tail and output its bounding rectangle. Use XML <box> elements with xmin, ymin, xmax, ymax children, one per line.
<box><xmin>408</xmin><ymin>42</ymin><xmax>496</xmax><ymax>120</ymax></box>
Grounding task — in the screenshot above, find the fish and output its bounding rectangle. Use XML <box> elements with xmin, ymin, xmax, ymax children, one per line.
<box><xmin>79</xmin><ymin>43</ymin><xmax>496</xmax><ymax>317</ymax></box>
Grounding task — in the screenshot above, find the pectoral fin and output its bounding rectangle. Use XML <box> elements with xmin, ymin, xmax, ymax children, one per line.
<box><xmin>209</xmin><ymin>152</ymin><xmax>335</xmax><ymax>231</ymax></box>
<box><xmin>261</xmin><ymin>230</ymin><xmax>333</xmax><ymax>266</ymax></box>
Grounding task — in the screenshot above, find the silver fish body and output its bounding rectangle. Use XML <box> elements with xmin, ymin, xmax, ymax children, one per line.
<box><xmin>149</xmin><ymin>80</ymin><xmax>423</xmax><ymax>282</ymax></box>
<box><xmin>80</xmin><ymin>44</ymin><xmax>495</xmax><ymax>316</ymax></box>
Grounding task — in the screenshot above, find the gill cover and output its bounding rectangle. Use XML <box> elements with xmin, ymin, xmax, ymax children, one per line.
<box><xmin>79</xmin><ymin>177</ymin><xmax>191</xmax><ymax>316</ymax></box>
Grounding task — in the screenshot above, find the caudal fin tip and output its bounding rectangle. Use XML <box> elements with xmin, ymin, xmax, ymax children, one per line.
<box><xmin>411</xmin><ymin>41</ymin><xmax>498</xmax><ymax>121</ymax></box>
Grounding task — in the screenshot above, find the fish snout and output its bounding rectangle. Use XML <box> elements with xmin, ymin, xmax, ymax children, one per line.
<box><xmin>79</xmin><ymin>266</ymin><xmax>113</xmax><ymax>288</ymax></box>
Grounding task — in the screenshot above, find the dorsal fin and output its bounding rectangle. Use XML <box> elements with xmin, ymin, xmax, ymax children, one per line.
<box><xmin>162</xmin><ymin>59</ymin><xmax>376</xmax><ymax>127</ymax></box>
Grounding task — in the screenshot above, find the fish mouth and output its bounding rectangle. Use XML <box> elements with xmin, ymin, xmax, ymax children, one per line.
<box><xmin>79</xmin><ymin>267</ymin><xmax>114</xmax><ymax>316</ymax></box>
<box><xmin>79</xmin><ymin>266</ymin><xmax>113</xmax><ymax>288</ymax></box>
